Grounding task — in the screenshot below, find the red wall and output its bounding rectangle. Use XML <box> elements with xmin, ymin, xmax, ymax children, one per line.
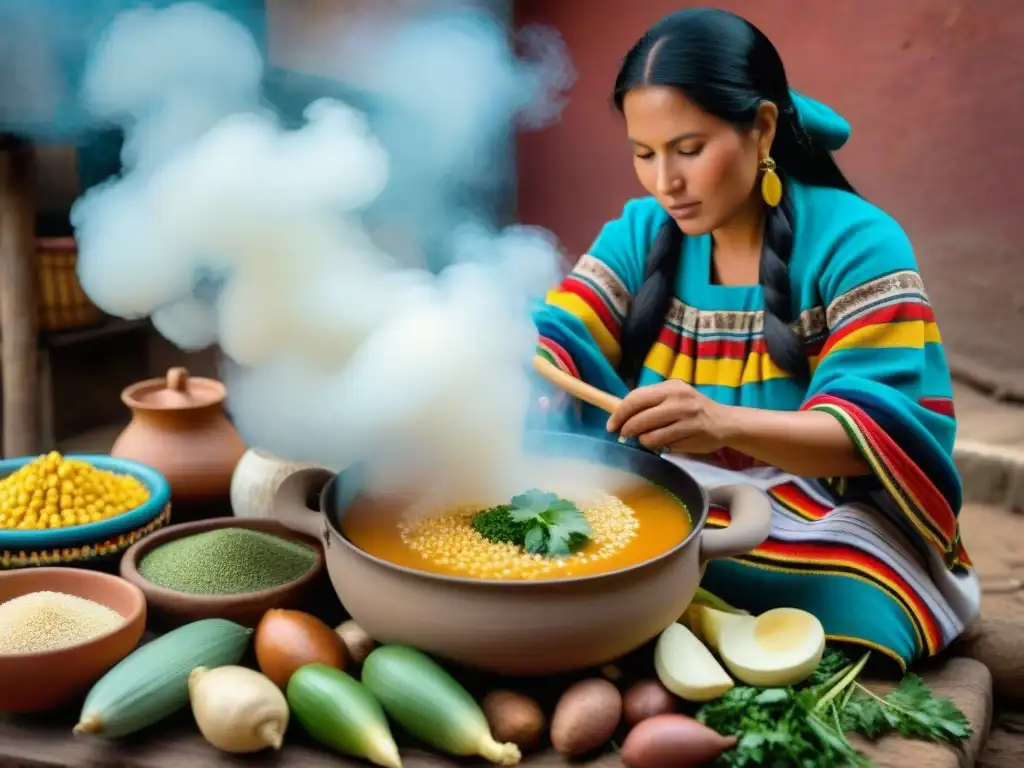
<box><xmin>515</xmin><ymin>0</ymin><xmax>1024</xmax><ymax>376</ymax></box>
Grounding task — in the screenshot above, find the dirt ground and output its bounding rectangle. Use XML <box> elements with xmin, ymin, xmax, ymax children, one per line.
<box><xmin>958</xmin><ymin>503</ymin><xmax>1024</xmax><ymax>767</ymax></box>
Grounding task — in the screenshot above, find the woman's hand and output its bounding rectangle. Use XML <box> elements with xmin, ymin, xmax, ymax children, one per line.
<box><xmin>606</xmin><ymin>379</ymin><xmax>730</xmax><ymax>454</ymax></box>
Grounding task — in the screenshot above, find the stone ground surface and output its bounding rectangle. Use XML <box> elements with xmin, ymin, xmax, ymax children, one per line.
<box><xmin>51</xmin><ymin>383</ymin><xmax>1024</xmax><ymax>767</ymax></box>
<box><xmin>954</xmin><ymin>384</ymin><xmax>1024</xmax><ymax>513</ymax></box>
<box><xmin>958</xmin><ymin>503</ymin><xmax>1023</xmax><ymax>768</ymax></box>
<box><xmin>928</xmin><ymin>384</ymin><xmax>1024</xmax><ymax>768</ymax></box>
<box><xmin>954</xmin><ymin>385</ymin><xmax>1024</xmax><ymax>449</ymax></box>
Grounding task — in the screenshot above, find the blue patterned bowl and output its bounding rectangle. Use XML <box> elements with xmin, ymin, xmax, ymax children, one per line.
<box><xmin>0</xmin><ymin>454</ymin><xmax>172</xmax><ymax>569</ymax></box>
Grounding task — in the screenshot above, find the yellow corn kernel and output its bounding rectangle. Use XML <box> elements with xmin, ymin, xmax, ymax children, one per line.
<box><xmin>0</xmin><ymin>452</ymin><xmax>151</xmax><ymax>529</ymax></box>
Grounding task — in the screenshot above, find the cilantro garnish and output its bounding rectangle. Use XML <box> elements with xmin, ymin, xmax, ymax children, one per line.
<box><xmin>471</xmin><ymin>489</ymin><xmax>593</xmax><ymax>558</ymax></box>
<box><xmin>470</xmin><ymin>504</ymin><xmax>528</xmax><ymax>545</ymax></box>
<box><xmin>696</xmin><ymin>648</ymin><xmax>972</xmax><ymax>767</ymax></box>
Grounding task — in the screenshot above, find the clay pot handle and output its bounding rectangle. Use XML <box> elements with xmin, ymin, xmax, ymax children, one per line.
<box><xmin>699</xmin><ymin>484</ymin><xmax>773</xmax><ymax>561</ymax></box>
<box><xmin>166</xmin><ymin>367</ymin><xmax>189</xmax><ymax>392</ymax></box>
<box><xmin>273</xmin><ymin>468</ymin><xmax>336</xmax><ymax>540</ymax></box>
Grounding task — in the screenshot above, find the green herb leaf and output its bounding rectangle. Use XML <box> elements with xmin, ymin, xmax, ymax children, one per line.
<box><xmin>886</xmin><ymin>675</ymin><xmax>973</xmax><ymax>741</ymax></box>
<box><xmin>544</xmin><ymin>498</ymin><xmax>580</xmax><ymax>516</ymax></box>
<box><xmin>697</xmin><ymin>647</ymin><xmax>972</xmax><ymax>768</ymax></box>
<box><xmin>523</xmin><ymin>526</ymin><xmax>547</xmax><ymax>554</ymax></box>
<box><xmin>474</xmin><ymin>490</ymin><xmax>593</xmax><ymax>558</ymax></box>
<box><xmin>471</xmin><ymin>505</ymin><xmax>529</xmax><ymax>545</ymax></box>
<box><xmin>544</xmin><ymin>523</ymin><xmax>576</xmax><ymax>556</ymax></box>
<box><xmin>840</xmin><ymin>675</ymin><xmax>972</xmax><ymax>744</ymax></box>
<box><xmin>511</xmin><ymin>491</ymin><xmax>592</xmax><ymax>557</ymax></box>
<box><xmin>508</xmin><ymin>506</ymin><xmax>545</xmax><ymax>524</ymax></box>
<box><xmin>754</xmin><ymin>688</ymin><xmax>790</xmax><ymax>705</ymax></box>
<box><xmin>547</xmin><ymin>504</ymin><xmax>591</xmax><ymax>532</ymax></box>
<box><xmin>510</xmin><ymin>489</ymin><xmax>558</xmax><ymax>514</ymax></box>
<box><xmin>807</xmin><ymin>648</ymin><xmax>850</xmax><ymax>686</ymax></box>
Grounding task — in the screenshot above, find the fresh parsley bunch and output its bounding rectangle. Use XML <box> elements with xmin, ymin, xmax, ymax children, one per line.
<box><xmin>697</xmin><ymin>649</ymin><xmax>971</xmax><ymax>767</ymax></box>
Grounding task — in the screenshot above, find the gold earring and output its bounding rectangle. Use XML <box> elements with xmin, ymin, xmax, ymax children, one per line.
<box><xmin>759</xmin><ymin>156</ymin><xmax>783</xmax><ymax>208</ymax></box>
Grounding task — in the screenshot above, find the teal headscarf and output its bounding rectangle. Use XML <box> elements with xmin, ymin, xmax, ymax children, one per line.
<box><xmin>788</xmin><ymin>90</ymin><xmax>850</xmax><ymax>151</ymax></box>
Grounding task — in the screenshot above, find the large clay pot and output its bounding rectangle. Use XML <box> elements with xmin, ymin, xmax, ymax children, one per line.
<box><xmin>273</xmin><ymin>431</ymin><xmax>772</xmax><ymax>677</ymax></box>
<box><xmin>111</xmin><ymin>367</ymin><xmax>246</xmax><ymax>517</ymax></box>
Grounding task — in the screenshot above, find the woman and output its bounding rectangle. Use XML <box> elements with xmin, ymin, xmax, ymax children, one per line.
<box><xmin>532</xmin><ymin>8</ymin><xmax>979</xmax><ymax>670</ymax></box>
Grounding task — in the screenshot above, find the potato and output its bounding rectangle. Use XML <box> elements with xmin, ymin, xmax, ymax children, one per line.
<box><xmin>623</xmin><ymin>679</ymin><xmax>677</xmax><ymax>726</ymax></box>
<box><xmin>550</xmin><ymin>678</ymin><xmax>622</xmax><ymax>757</ymax></box>
<box><xmin>482</xmin><ymin>689</ymin><xmax>546</xmax><ymax>751</ymax></box>
<box><xmin>621</xmin><ymin>714</ymin><xmax>737</xmax><ymax>768</ymax></box>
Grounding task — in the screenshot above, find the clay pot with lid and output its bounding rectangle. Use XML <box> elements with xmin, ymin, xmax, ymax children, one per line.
<box><xmin>111</xmin><ymin>367</ymin><xmax>247</xmax><ymax>517</ymax></box>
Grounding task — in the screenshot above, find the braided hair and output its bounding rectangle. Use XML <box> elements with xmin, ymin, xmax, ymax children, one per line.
<box><xmin>613</xmin><ymin>8</ymin><xmax>855</xmax><ymax>384</ymax></box>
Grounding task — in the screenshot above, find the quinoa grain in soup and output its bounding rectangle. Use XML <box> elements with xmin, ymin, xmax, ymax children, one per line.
<box><xmin>342</xmin><ymin>460</ymin><xmax>692</xmax><ymax>580</ymax></box>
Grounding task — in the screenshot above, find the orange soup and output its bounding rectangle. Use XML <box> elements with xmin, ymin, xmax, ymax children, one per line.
<box><xmin>341</xmin><ymin>459</ymin><xmax>692</xmax><ymax>580</ymax></box>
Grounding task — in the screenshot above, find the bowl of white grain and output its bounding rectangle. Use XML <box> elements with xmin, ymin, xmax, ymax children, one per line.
<box><xmin>0</xmin><ymin>566</ymin><xmax>147</xmax><ymax>713</ymax></box>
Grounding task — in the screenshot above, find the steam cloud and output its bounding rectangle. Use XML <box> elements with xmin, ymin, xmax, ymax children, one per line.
<box><xmin>71</xmin><ymin>2</ymin><xmax>576</xmax><ymax>509</ymax></box>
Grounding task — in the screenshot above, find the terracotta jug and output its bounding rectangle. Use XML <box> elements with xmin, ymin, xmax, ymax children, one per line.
<box><xmin>111</xmin><ymin>367</ymin><xmax>247</xmax><ymax>516</ymax></box>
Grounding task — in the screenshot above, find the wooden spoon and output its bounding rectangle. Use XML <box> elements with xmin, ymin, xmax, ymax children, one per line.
<box><xmin>532</xmin><ymin>355</ymin><xmax>621</xmax><ymax>415</ymax></box>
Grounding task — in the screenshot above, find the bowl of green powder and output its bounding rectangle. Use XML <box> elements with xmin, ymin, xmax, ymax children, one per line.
<box><xmin>119</xmin><ymin>517</ymin><xmax>325</xmax><ymax>629</ymax></box>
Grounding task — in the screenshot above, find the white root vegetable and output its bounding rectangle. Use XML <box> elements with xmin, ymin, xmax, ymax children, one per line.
<box><xmin>336</xmin><ymin>620</ymin><xmax>376</xmax><ymax>664</ymax></box>
<box><xmin>696</xmin><ymin>605</ymin><xmax>753</xmax><ymax>653</ymax></box>
<box><xmin>714</xmin><ymin>607</ymin><xmax>825</xmax><ymax>688</ymax></box>
<box><xmin>188</xmin><ymin>665</ymin><xmax>290</xmax><ymax>753</ymax></box>
<box><xmin>654</xmin><ymin>623</ymin><xmax>734</xmax><ymax>702</ymax></box>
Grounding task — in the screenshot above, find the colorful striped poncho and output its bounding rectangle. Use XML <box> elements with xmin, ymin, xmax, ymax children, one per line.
<box><xmin>532</xmin><ymin>180</ymin><xmax>979</xmax><ymax>669</ymax></box>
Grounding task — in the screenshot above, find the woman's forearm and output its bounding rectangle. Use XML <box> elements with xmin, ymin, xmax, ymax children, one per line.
<box><xmin>715</xmin><ymin>405</ymin><xmax>871</xmax><ymax>478</ymax></box>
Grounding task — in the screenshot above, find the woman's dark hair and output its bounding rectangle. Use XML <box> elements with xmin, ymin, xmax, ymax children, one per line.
<box><xmin>613</xmin><ymin>8</ymin><xmax>855</xmax><ymax>383</ymax></box>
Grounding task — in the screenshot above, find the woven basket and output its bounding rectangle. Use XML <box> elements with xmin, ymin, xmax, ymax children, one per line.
<box><xmin>35</xmin><ymin>237</ymin><xmax>104</xmax><ymax>332</ymax></box>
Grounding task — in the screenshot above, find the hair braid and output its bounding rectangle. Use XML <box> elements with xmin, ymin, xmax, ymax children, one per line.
<box><xmin>619</xmin><ymin>219</ymin><xmax>682</xmax><ymax>384</ymax></box>
<box><xmin>759</xmin><ymin>187</ymin><xmax>810</xmax><ymax>378</ymax></box>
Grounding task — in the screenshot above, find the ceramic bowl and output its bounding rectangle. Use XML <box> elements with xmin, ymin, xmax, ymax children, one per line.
<box><xmin>0</xmin><ymin>567</ymin><xmax>147</xmax><ymax>713</ymax></box>
<box><xmin>0</xmin><ymin>454</ymin><xmax>172</xmax><ymax>570</ymax></box>
<box><xmin>119</xmin><ymin>517</ymin><xmax>326</xmax><ymax>630</ymax></box>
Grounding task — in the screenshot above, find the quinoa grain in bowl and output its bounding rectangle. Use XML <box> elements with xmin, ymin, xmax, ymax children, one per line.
<box><xmin>0</xmin><ymin>591</ymin><xmax>126</xmax><ymax>654</ymax></box>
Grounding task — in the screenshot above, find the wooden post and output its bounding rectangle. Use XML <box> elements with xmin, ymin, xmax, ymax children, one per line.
<box><xmin>0</xmin><ymin>136</ymin><xmax>40</xmax><ymax>458</ymax></box>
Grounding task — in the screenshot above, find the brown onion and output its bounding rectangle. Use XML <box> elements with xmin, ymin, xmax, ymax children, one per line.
<box><xmin>254</xmin><ymin>609</ymin><xmax>347</xmax><ymax>689</ymax></box>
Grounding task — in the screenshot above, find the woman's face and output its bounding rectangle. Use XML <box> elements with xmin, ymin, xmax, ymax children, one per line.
<box><xmin>622</xmin><ymin>85</ymin><xmax>774</xmax><ymax>235</ymax></box>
